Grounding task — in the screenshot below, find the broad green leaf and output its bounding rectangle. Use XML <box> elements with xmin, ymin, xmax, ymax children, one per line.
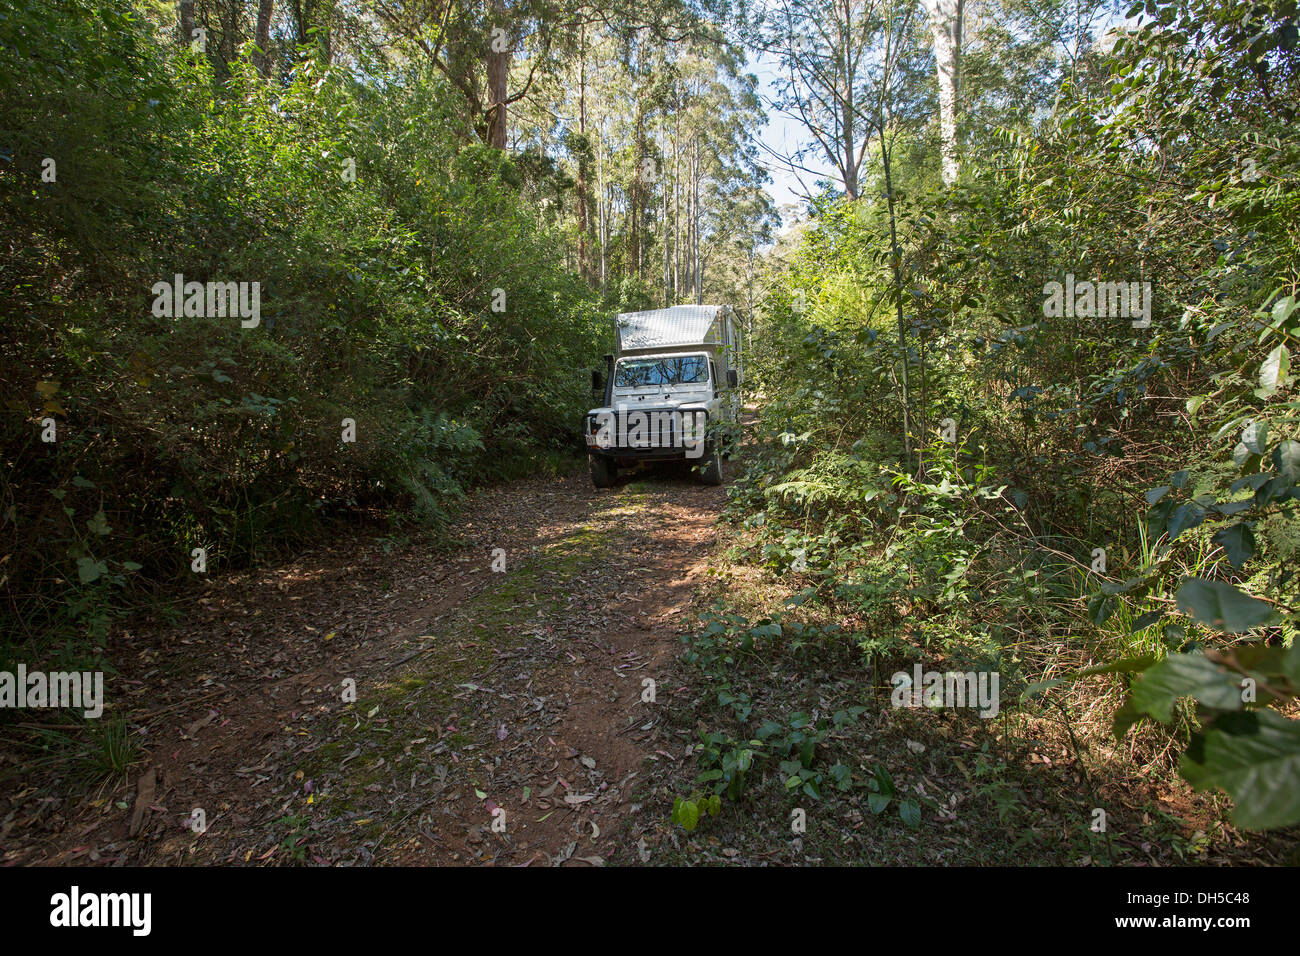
<box><xmin>1233</xmin><ymin>644</ymin><xmax>1300</xmax><ymax>689</ymax></box>
<box><xmin>1167</xmin><ymin>501</ymin><xmax>1205</xmax><ymax>539</ymax></box>
<box><xmin>1255</xmin><ymin>475</ymin><xmax>1295</xmax><ymax>507</ymax></box>
<box><xmin>86</xmin><ymin>510</ymin><xmax>111</xmax><ymax>536</ymax></box>
<box><xmin>76</xmin><ymin>557</ymin><xmax>106</xmax><ymax>584</ymax></box>
<box><xmin>1270</xmin><ymin>293</ymin><xmax>1298</xmax><ymax>328</ymax></box>
<box><xmin>1242</xmin><ymin>421</ymin><xmax>1269</xmax><ymax>454</ymax></box>
<box><xmin>1182</xmin><ymin>710</ymin><xmax>1300</xmax><ymax>830</ymax></box>
<box><xmin>1087</xmin><ymin>592</ymin><xmax>1116</xmax><ymax>626</ymax></box>
<box><xmin>1128</xmin><ymin>652</ymin><xmax>1245</xmax><ymax>723</ymax></box>
<box><xmin>676</xmin><ymin>800</ymin><xmax>699</xmax><ymax>831</ymax></box>
<box><xmin>830</xmin><ymin>763</ymin><xmax>852</xmax><ymax>789</ymax></box>
<box><xmin>1211</xmin><ymin>523</ymin><xmax>1255</xmax><ymax>569</ymax></box>
<box><xmin>1175</xmin><ymin>577</ymin><xmax>1275</xmax><ymax>633</ymax></box>
<box><xmin>1145</xmin><ymin>485</ymin><xmax>1171</xmax><ymax>504</ymax></box>
<box><xmin>1274</xmin><ymin>440</ymin><xmax>1300</xmax><ymax>483</ymax></box>
<box><xmin>1213</xmin><ymin>415</ymin><xmax>1251</xmax><ymax>443</ymax></box>
<box><xmin>1257</xmin><ymin>345</ymin><xmax>1290</xmax><ymax>396</ymax></box>
<box><xmin>898</xmin><ymin>798</ymin><xmax>921</xmax><ymax>828</ymax></box>
<box><xmin>1131</xmin><ymin>610</ymin><xmax>1165</xmax><ymax>630</ymax></box>
<box><xmin>1230</xmin><ymin>473</ymin><xmax>1270</xmax><ymax>493</ymax></box>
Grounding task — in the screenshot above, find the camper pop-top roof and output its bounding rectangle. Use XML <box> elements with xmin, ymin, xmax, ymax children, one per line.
<box><xmin>614</xmin><ymin>305</ymin><xmax>734</xmax><ymax>356</ymax></box>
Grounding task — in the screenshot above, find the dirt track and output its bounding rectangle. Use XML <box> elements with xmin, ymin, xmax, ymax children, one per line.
<box><xmin>4</xmin><ymin>463</ymin><xmax>727</xmax><ymax>866</ymax></box>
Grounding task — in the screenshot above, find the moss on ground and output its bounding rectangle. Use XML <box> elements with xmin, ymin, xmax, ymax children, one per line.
<box><xmin>300</xmin><ymin>490</ymin><xmax>642</xmax><ymax>826</ymax></box>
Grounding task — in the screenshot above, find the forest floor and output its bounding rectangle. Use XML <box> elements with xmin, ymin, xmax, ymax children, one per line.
<box><xmin>4</xmin><ymin>454</ymin><xmax>1297</xmax><ymax>866</ymax></box>
<box><xmin>3</xmin><ymin>460</ymin><xmax>728</xmax><ymax>866</ymax></box>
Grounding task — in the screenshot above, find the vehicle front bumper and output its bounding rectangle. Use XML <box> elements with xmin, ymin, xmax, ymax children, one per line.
<box><xmin>584</xmin><ymin>407</ymin><xmax>709</xmax><ymax>460</ymax></box>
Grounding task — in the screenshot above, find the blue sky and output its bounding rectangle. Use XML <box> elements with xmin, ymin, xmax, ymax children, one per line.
<box><xmin>747</xmin><ymin>47</ymin><xmax>829</xmax><ymax>223</ymax></box>
<box><xmin>743</xmin><ymin>7</ymin><xmax>1132</xmax><ymax>229</ymax></box>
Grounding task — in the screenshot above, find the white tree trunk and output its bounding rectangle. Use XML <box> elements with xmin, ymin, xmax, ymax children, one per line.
<box><xmin>922</xmin><ymin>0</ymin><xmax>963</xmax><ymax>186</ymax></box>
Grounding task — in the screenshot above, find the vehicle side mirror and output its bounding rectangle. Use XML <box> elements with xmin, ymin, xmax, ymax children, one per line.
<box><xmin>591</xmin><ymin>369</ymin><xmax>605</xmax><ymax>392</ymax></box>
<box><xmin>727</xmin><ymin>369</ymin><xmax>739</xmax><ymax>389</ymax></box>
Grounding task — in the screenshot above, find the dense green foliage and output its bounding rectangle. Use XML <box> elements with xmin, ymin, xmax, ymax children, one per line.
<box><xmin>737</xmin><ymin>0</ymin><xmax>1300</xmax><ymax>829</ymax></box>
<box><xmin>2</xmin><ymin>0</ymin><xmax>776</xmax><ymax>666</ymax></box>
<box><xmin>1</xmin><ymin>0</ymin><xmax>605</xmax><ymax>654</ymax></box>
<box><xmin>4</xmin><ymin>0</ymin><xmax>1297</xmax><ymax>854</ymax></box>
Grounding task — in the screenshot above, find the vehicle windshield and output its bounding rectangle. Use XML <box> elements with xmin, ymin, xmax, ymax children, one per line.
<box><xmin>614</xmin><ymin>355</ymin><xmax>709</xmax><ymax>388</ymax></box>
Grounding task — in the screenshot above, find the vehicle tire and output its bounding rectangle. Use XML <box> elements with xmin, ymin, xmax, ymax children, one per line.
<box><xmin>699</xmin><ymin>444</ymin><xmax>723</xmax><ymax>485</ymax></box>
<box><xmin>590</xmin><ymin>454</ymin><xmax>616</xmax><ymax>488</ymax></box>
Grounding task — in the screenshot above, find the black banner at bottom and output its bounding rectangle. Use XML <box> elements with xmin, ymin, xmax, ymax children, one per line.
<box><xmin>0</xmin><ymin>864</ymin><xmax>1271</xmax><ymax>943</ymax></box>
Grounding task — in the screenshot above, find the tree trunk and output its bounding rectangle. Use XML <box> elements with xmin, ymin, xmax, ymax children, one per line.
<box><xmin>662</xmin><ymin>123</ymin><xmax>670</xmax><ymax>306</ymax></box>
<box><xmin>486</xmin><ymin>0</ymin><xmax>509</xmax><ymax>148</ymax></box>
<box><xmin>842</xmin><ymin>64</ymin><xmax>858</xmax><ymax>199</ymax></box>
<box><xmin>880</xmin><ymin>128</ymin><xmax>912</xmax><ymax>469</ymax></box>
<box><xmin>254</xmin><ymin>0</ymin><xmax>274</xmax><ymax>77</ymax></box>
<box><xmin>672</xmin><ymin>117</ymin><xmax>680</xmax><ymax>301</ymax></box>
<box><xmin>598</xmin><ymin>132</ymin><xmax>607</xmax><ymax>296</ymax></box>
<box><xmin>692</xmin><ymin>140</ymin><xmax>701</xmax><ymax>303</ymax></box>
<box><xmin>922</xmin><ymin>0</ymin><xmax>963</xmax><ymax>186</ymax></box>
<box><xmin>221</xmin><ymin>0</ymin><xmax>239</xmax><ymax>71</ymax></box>
<box><xmin>180</xmin><ymin>0</ymin><xmax>195</xmax><ymax>46</ymax></box>
<box><xmin>576</xmin><ymin>30</ymin><xmax>590</xmax><ymax>281</ymax></box>
<box><xmin>629</xmin><ymin>95</ymin><xmax>645</xmax><ymax>279</ymax></box>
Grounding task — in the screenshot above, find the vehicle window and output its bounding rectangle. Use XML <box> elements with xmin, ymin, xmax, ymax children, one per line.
<box><xmin>614</xmin><ymin>355</ymin><xmax>709</xmax><ymax>387</ymax></box>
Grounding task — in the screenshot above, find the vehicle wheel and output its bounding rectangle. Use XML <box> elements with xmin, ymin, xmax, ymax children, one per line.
<box><xmin>699</xmin><ymin>444</ymin><xmax>723</xmax><ymax>485</ymax></box>
<box><xmin>590</xmin><ymin>455</ymin><xmax>616</xmax><ymax>488</ymax></box>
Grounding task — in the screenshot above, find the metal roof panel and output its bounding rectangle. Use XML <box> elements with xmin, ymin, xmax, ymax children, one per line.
<box><xmin>615</xmin><ymin>306</ymin><xmax>726</xmax><ymax>352</ymax></box>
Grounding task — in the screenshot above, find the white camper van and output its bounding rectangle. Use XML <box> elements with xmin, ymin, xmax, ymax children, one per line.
<box><xmin>584</xmin><ymin>305</ymin><xmax>742</xmax><ymax>488</ymax></box>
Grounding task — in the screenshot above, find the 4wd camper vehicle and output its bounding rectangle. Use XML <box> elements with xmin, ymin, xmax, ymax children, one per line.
<box><xmin>584</xmin><ymin>305</ymin><xmax>742</xmax><ymax>488</ymax></box>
